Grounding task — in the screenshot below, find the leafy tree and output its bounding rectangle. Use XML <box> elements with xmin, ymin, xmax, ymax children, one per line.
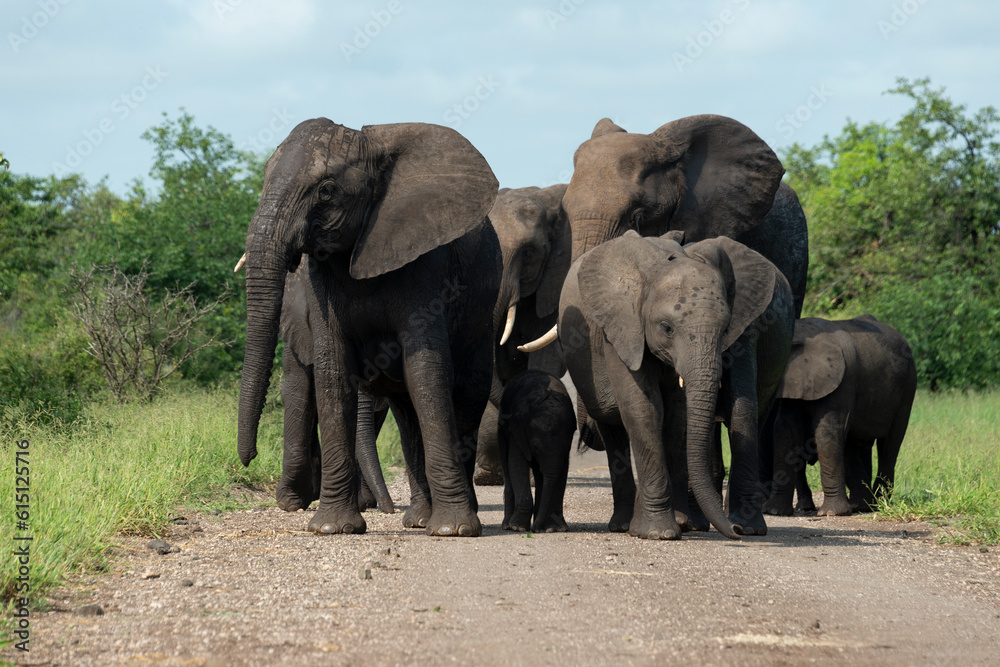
<box><xmin>783</xmin><ymin>78</ymin><xmax>1000</xmax><ymax>389</ymax></box>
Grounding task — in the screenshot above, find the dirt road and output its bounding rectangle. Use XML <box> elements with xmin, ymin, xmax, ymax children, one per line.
<box><xmin>11</xmin><ymin>446</ymin><xmax>1000</xmax><ymax>666</ymax></box>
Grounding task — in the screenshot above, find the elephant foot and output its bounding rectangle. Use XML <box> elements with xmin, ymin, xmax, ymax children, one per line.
<box><xmin>533</xmin><ymin>514</ymin><xmax>568</xmax><ymax>533</ymax></box>
<box><xmin>307</xmin><ymin>506</ymin><xmax>367</xmax><ymax>534</ymax></box>
<box><xmin>474</xmin><ymin>465</ymin><xmax>504</xmax><ymax>486</ymax></box>
<box><xmin>729</xmin><ymin>509</ymin><xmax>768</xmax><ymax>536</ymax></box>
<box><xmin>503</xmin><ymin>510</ymin><xmax>533</xmax><ymax>532</ymax></box>
<box><xmin>276</xmin><ymin>482</ymin><xmax>316</xmax><ymax>512</ymax></box>
<box><xmin>403</xmin><ymin>497</ymin><xmax>432</xmax><ymax>529</ymax></box>
<box><xmin>850</xmin><ymin>492</ymin><xmax>878</xmax><ymax>513</ymax></box>
<box><xmin>762</xmin><ymin>497</ymin><xmax>794</xmax><ymax>516</ymax></box>
<box><xmin>425</xmin><ymin>505</ymin><xmax>481</xmax><ymax>537</ymax></box>
<box><xmin>817</xmin><ymin>496</ymin><xmax>853</xmax><ymax>516</ymax></box>
<box><xmin>358</xmin><ymin>485</ymin><xmax>378</xmax><ymax>512</ymax></box>
<box><xmin>795</xmin><ymin>495</ymin><xmax>817</xmax><ymax>513</ymax></box>
<box><xmin>675</xmin><ymin>507</ymin><xmax>710</xmax><ymax>533</ymax></box>
<box><xmin>608</xmin><ymin>507</ymin><xmax>633</xmax><ymax>533</ymax></box>
<box><xmin>629</xmin><ymin>510</ymin><xmax>682</xmax><ymax>540</ymax></box>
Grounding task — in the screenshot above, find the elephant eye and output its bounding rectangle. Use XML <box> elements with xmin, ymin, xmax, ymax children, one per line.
<box><xmin>317</xmin><ymin>180</ymin><xmax>337</xmax><ymax>203</ymax></box>
<box><xmin>629</xmin><ymin>208</ymin><xmax>645</xmax><ymax>230</ymax></box>
<box><xmin>661</xmin><ymin>322</ymin><xmax>674</xmax><ymax>337</ymax></box>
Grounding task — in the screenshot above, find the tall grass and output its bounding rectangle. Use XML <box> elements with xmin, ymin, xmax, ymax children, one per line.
<box><xmin>0</xmin><ymin>385</ymin><xmax>403</xmax><ymax>608</ymax></box>
<box><xmin>875</xmin><ymin>390</ymin><xmax>1000</xmax><ymax>544</ymax></box>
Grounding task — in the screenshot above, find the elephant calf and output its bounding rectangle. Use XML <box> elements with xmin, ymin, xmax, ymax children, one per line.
<box><xmin>498</xmin><ymin>370</ymin><xmax>576</xmax><ymax>532</ymax></box>
<box><xmin>764</xmin><ymin>315</ymin><xmax>917</xmax><ymax>517</ymax></box>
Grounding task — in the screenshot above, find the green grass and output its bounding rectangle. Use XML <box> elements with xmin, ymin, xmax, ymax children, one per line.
<box><xmin>0</xmin><ymin>384</ymin><xmax>404</xmax><ymax>612</ymax></box>
<box><xmin>874</xmin><ymin>390</ymin><xmax>1000</xmax><ymax>545</ymax></box>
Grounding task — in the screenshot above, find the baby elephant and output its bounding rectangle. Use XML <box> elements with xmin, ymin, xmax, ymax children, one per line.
<box><xmin>764</xmin><ymin>315</ymin><xmax>917</xmax><ymax>517</ymax></box>
<box><xmin>498</xmin><ymin>370</ymin><xmax>576</xmax><ymax>532</ymax></box>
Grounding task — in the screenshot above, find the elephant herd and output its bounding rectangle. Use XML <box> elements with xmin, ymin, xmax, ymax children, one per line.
<box><xmin>235</xmin><ymin>113</ymin><xmax>917</xmax><ymax>540</ymax></box>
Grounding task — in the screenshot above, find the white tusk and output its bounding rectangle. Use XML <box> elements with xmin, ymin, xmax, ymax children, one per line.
<box><xmin>679</xmin><ymin>376</ymin><xmax>684</xmax><ymax>388</ymax></box>
<box><xmin>233</xmin><ymin>253</ymin><xmax>246</xmax><ymax>273</ymax></box>
<box><xmin>499</xmin><ymin>304</ymin><xmax>517</xmax><ymax>346</ymax></box>
<box><xmin>517</xmin><ymin>324</ymin><xmax>558</xmax><ymax>353</ymax></box>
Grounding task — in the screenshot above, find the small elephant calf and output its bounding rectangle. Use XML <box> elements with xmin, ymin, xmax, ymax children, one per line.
<box><xmin>498</xmin><ymin>370</ymin><xmax>576</xmax><ymax>532</ymax></box>
<box><xmin>764</xmin><ymin>315</ymin><xmax>917</xmax><ymax>517</ymax></box>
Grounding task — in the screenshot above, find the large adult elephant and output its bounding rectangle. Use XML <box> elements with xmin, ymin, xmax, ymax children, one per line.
<box><xmin>534</xmin><ymin>115</ymin><xmax>808</xmax><ymax>314</ymax></box>
<box><xmin>558</xmin><ymin>232</ymin><xmax>795</xmax><ymax>539</ymax></box>
<box><xmin>238</xmin><ymin>118</ymin><xmax>501</xmax><ymax>537</ymax></box>
<box><xmin>475</xmin><ymin>184</ymin><xmax>572</xmax><ymax>484</ymax></box>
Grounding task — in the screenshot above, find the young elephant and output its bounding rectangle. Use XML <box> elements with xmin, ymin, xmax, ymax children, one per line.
<box><xmin>498</xmin><ymin>370</ymin><xmax>576</xmax><ymax>532</ymax></box>
<box><xmin>552</xmin><ymin>232</ymin><xmax>794</xmax><ymax>540</ymax></box>
<box><xmin>764</xmin><ymin>315</ymin><xmax>917</xmax><ymax>516</ymax></box>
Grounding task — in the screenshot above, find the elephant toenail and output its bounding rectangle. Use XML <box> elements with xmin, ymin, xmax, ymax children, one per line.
<box><xmin>438</xmin><ymin>525</ymin><xmax>453</xmax><ymax>535</ymax></box>
<box><xmin>459</xmin><ymin>524</ymin><xmax>473</xmax><ymax>536</ymax></box>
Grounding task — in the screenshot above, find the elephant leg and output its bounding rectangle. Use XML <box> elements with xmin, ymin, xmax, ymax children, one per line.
<box><xmin>277</xmin><ymin>348</ymin><xmax>320</xmax><ymax>512</ymax></box>
<box><xmin>357</xmin><ymin>463</ymin><xmax>377</xmax><ymax>511</ymax></box>
<box><xmin>725</xmin><ymin>354</ymin><xmax>768</xmax><ymax>535</ymax></box>
<box><xmin>531</xmin><ymin>457</ymin><xmax>568</xmax><ymax>533</ymax></box>
<box><xmin>874</xmin><ymin>388</ymin><xmax>913</xmax><ymax>503</ymax></box>
<box><xmin>597</xmin><ymin>421</ymin><xmax>636</xmax><ymax>533</ymax></box>
<box><xmin>474</xmin><ymin>401</ymin><xmax>504</xmax><ymax>486</ymax></box>
<box><xmin>794</xmin><ymin>466</ymin><xmax>816</xmax><ymax>512</ymax></box>
<box><xmin>607</xmin><ymin>364</ymin><xmax>680</xmax><ymax>540</ymax></box>
<box><xmin>501</xmin><ymin>445</ymin><xmax>533</xmax><ymax>531</ymax></box>
<box><xmin>847</xmin><ymin>437</ymin><xmax>876</xmax><ymax>512</ymax></box>
<box><xmin>390</xmin><ymin>396</ymin><xmax>432</xmax><ymax>529</ymax></box>
<box><xmin>402</xmin><ymin>345</ymin><xmax>481</xmax><ymax>537</ymax></box>
<box><xmin>815</xmin><ymin>412</ymin><xmax>852</xmax><ymax>516</ymax></box>
<box><xmin>308</xmin><ymin>360</ymin><xmax>366</xmax><ymax>535</ymax></box>
<box><xmin>763</xmin><ymin>405</ymin><xmax>804</xmax><ymax>516</ymax></box>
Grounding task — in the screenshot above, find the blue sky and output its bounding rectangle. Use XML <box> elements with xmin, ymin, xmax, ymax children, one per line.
<box><xmin>3</xmin><ymin>1</ymin><xmax>999</xmax><ymax>194</ymax></box>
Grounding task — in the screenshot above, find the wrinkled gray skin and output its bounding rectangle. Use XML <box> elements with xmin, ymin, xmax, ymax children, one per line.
<box><xmin>763</xmin><ymin>315</ymin><xmax>916</xmax><ymax>517</ymax></box>
<box><xmin>563</xmin><ymin>116</ymin><xmax>808</xmax><ymax>315</ymax></box>
<box><xmin>475</xmin><ymin>184</ymin><xmax>573</xmax><ymax>485</ymax></box>
<box><xmin>237</xmin><ymin>119</ymin><xmax>501</xmax><ymax>537</ymax></box>
<box><xmin>559</xmin><ymin>233</ymin><xmax>794</xmax><ymax>539</ymax></box>
<box><xmin>276</xmin><ymin>263</ymin><xmax>394</xmax><ymax>515</ymax></box>
<box><xmin>498</xmin><ymin>370</ymin><xmax>576</xmax><ymax>533</ymax></box>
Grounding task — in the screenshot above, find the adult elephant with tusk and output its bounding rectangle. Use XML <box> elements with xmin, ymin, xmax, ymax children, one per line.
<box><xmin>520</xmin><ymin>114</ymin><xmax>810</xmax><ymax>527</ymax></box>
<box><xmin>474</xmin><ymin>184</ymin><xmax>573</xmax><ymax>485</ymax></box>
<box><xmin>556</xmin><ymin>232</ymin><xmax>794</xmax><ymax>539</ymax></box>
<box><xmin>238</xmin><ymin>118</ymin><xmax>501</xmax><ymax>537</ymax></box>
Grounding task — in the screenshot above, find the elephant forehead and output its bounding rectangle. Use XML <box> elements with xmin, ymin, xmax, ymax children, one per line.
<box><xmin>651</xmin><ymin>266</ymin><xmax>728</xmax><ymax>309</ymax></box>
<box><xmin>274</xmin><ymin>119</ymin><xmax>362</xmax><ymax>183</ymax></box>
<box><xmin>575</xmin><ymin>132</ymin><xmax>650</xmax><ymax>180</ymax></box>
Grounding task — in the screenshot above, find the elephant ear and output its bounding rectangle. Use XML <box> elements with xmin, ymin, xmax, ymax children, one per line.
<box><xmin>651</xmin><ymin>115</ymin><xmax>784</xmax><ymax>241</ymax></box>
<box><xmin>577</xmin><ymin>231</ymin><xmax>665</xmax><ymax>371</ymax></box>
<box><xmin>687</xmin><ymin>237</ymin><xmax>777</xmax><ymax>352</ymax></box>
<box><xmin>591</xmin><ymin>117</ymin><xmax>627</xmax><ymax>139</ymax></box>
<box><xmin>534</xmin><ymin>183</ymin><xmax>571</xmax><ymax>318</ymax></box>
<box><xmin>781</xmin><ymin>320</ymin><xmax>846</xmax><ymax>400</ymax></box>
<box><xmin>350</xmin><ymin>123</ymin><xmax>499</xmax><ymax>279</ymax></box>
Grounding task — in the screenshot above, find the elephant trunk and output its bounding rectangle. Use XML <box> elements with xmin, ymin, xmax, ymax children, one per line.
<box><xmin>684</xmin><ymin>364</ymin><xmax>741</xmax><ymax>540</ymax></box>
<box><xmin>356</xmin><ymin>390</ymin><xmax>395</xmax><ymax>514</ymax></box>
<box><xmin>569</xmin><ymin>218</ymin><xmax>616</xmax><ymax>262</ymax></box>
<box><xmin>237</xmin><ymin>201</ymin><xmax>296</xmax><ymax>466</ymax></box>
